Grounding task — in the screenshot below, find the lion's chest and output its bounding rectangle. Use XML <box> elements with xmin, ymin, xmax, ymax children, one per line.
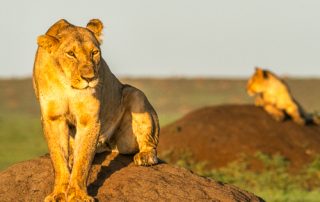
<box><xmin>68</xmin><ymin>87</ymin><xmax>101</xmax><ymax>115</ymax></box>
<box><xmin>40</xmin><ymin>86</ymin><xmax>101</xmax><ymax>123</ymax></box>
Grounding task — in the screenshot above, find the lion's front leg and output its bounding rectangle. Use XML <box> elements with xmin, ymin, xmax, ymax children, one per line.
<box><xmin>264</xmin><ymin>104</ymin><xmax>285</xmax><ymax>122</ymax></box>
<box><xmin>42</xmin><ymin>116</ymin><xmax>70</xmax><ymax>202</ymax></box>
<box><xmin>254</xmin><ymin>94</ymin><xmax>264</xmax><ymax>107</ymax></box>
<box><xmin>67</xmin><ymin>113</ymin><xmax>100</xmax><ymax>202</ymax></box>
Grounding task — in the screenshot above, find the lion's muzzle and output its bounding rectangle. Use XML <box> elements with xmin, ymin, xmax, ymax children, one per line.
<box><xmin>80</xmin><ymin>65</ymin><xmax>96</xmax><ymax>80</ymax></box>
<box><xmin>246</xmin><ymin>83</ymin><xmax>255</xmax><ymax>96</ymax></box>
<box><xmin>71</xmin><ymin>65</ymin><xmax>99</xmax><ymax>89</ymax></box>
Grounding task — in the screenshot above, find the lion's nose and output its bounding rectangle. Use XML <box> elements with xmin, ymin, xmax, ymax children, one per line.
<box><xmin>80</xmin><ymin>66</ymin><xmax>95</xmax><ymax>81</ymax></box>
<box><xmin>81</xmin><ymin>75</ymin><xmax>95</xmax><ymax>82</ymax></box>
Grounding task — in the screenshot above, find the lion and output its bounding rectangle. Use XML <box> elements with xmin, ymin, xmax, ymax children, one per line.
<box><xmin>33</xmin><ymin>19</ymin><xmax>159</xmax><ymax>202</ymax></box>
<box><xmin>247</xmin><ymin>67</ymin><xmax>319</xmax><ymax>125</ymax></box>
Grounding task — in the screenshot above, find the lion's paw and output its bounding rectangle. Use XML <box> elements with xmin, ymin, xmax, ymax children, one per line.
<box><xmin>44</xmin><ymin>191</ymin><xmax>67</xmax><ymax>202</ymax></box>
<box><xmin>273</xmin><ymin>114</ymin><xmax>285</xmax><ymax>122</ymax></box>
<box><xmin>134</xmin><ymin>150</ymin><xmax>158</xmax><ymax>166</ymax></box>
<box><xmin>293</xmin><ymin>117</ymin><xmax>306</xmax><ymax>125</ymax></box>
<box><xmin>67</xmin><ymin>187</ymin><xmax>94</xmax><ymax>202</ymax></box>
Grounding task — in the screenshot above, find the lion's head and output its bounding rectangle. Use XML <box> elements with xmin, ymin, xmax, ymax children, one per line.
<box><xmin>246</xmin><ymin>67</ymin><xmax>271</xmax><ymax>96</ymax></box>
<box><xmin>37</xmin><ymin>19</ymin><xmax>104</xmax><ymax>89</ymax></box>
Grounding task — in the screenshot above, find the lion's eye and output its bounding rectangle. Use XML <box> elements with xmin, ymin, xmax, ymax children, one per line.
<box><xmin>92</xmin><ymin>50</ymin><xmax>99</xmax><ymax>56</ymax></box>
<box><xmin>66</xmin><ymin>51</ymin><xmax>76</xmax><ymax>58</ymax></box>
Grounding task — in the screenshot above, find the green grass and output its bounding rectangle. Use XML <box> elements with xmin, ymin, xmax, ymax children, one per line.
<box><xmin>0</xmin><ymin>113</ymin><xmax>46</xmax><ymax>170</ymax></box>
<box><xmin>161</xmin><ymin>151</ymin><xmax>320</xmax><ymax>202</ymax></box>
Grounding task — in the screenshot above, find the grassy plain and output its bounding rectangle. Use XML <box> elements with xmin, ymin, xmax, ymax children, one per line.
<box><xmin>1</xmin><ymin>77</ymin><xmax>320</xmax><ymax>201</ymax></box>
<box><xmin>1</xmin><ymin>78</ymin><xmax>320</xmax><ymax>169</ymax></box>
<box><xmin>162</xmin><ymin>151</ymin><xmax>320</xmax><ymax>202</ymax></box>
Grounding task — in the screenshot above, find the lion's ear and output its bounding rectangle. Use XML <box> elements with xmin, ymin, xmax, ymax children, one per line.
<box><xmin>262</xmin><ymin>70</ymin><xmax>269</xmax><ymax>79</ymax></box>
<box><xmin>37</xmin><ymin>35</ymin><xmax>59</xmax><ymax>53</ymax></box>
<box><xmin>255</xmin><ymin>67</ymin><xmax>265</xmax><ymax>77</ymax></box>
<box><xmin>86</xmin><ymin>19</ymin><xmax>103</xmax><ymax>44</ymax></box>
<box><xmin>255</xmin><ymin>67</ymin><xmax>262</xmax><ymax>72</ymax></box>
<box><xmin>46</xmin><ymin>19</ymin><xmax>71</xmax><ymax>36</ymax></box>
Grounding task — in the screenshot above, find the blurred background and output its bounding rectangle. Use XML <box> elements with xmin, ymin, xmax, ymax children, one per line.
<box><xmin>1</xmin><ymin>0</ymin><xmax>320</xmax><ymax>201</ymax></box>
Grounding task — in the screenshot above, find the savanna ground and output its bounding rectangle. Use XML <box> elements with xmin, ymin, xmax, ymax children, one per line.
<box><xmin>1</xmin><ymin>78</ymin><xmax>320</xmax><ymax>201</ymax></box>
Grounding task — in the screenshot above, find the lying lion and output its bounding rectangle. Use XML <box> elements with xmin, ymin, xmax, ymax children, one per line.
<box><xmin>33</xmin><ymin>19</ymin><xmax>159</xmax><ymax>201</ymax></box>
<box><xmin>247</xmin><ymin>67</ymin><xmax>319</xmax><ymax>125</ymax></box>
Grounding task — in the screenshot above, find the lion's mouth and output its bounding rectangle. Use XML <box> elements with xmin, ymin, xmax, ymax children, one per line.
<box><xmin>246</xmin><ymin>86</ymin><xmax>255</xmax><ymax>96</ymax></box>
<box><xmin>71</xmin><ymin>77</ymin><xmax>99</xmax><ymax>90</ymax></box>
<box><xmin>88</xmin><ymin>79</ymin><xmax>99</xmax><ymax>88</ymax></box>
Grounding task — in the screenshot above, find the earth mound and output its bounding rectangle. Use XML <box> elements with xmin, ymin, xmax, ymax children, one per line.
<box><xmin>158</xmin><ymin>104</ymin><xmax>320</xmax><ymax>170</ymax></box>
<box><xmin>0</xmin><ymin>152</ymin><xmax>263</xmax><ymax>202</ymax></box>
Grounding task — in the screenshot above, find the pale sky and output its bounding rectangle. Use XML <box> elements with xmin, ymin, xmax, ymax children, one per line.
<box><xmin>1</xmin><ymin>0</ymin><xmax>320</xmax><ymax>78</ymax></box>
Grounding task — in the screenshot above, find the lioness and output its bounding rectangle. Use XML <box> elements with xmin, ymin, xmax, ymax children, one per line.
<box><xmin>247</xmin><ymin>67</ymin><xmax>319</xmax><ymax>125</ymax></box>
<box><xmin>33</xmin><ymin>19</ymin><xmax>159</xmax><ymax>201</ymax></box>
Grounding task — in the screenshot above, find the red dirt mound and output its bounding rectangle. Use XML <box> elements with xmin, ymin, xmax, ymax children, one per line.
<box><xmin>0</xmin><ymin>152</ymin><xmax>264</xmax><ymax>202</ymax></box>
<box><xmin>158</xmin><ymin>104</ymin><xmax>320</xmax><ymax>170</ymax></box>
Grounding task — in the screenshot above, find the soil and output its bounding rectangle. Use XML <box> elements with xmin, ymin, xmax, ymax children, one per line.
<box><xmin>158</xmin><ymin>104</ymin><xmax>320</xmax><ymax>171</ymax></box>
<box><xmin>0</xmin><ymin>152</ymin><xmax>264</xmax><ymax>202</ymax></box>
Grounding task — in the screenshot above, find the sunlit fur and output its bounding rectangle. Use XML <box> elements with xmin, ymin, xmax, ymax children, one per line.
<box><xmin>247</xmin><ymin>67</ymin><xmax>319</xmax><ymax>125</ymax></box>
<box><xmin>33</xmin><ymin>19</ymin><xmax>159</xmax><ymax>202</ymax></box>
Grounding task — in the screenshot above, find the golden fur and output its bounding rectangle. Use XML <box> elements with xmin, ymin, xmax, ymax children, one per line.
<box><xmin>247</xmin><ymin>67</ymin><xmax>318</xmax><ymax>125</ymax></box>
<box><xmin>33</xmin><ymin>19</ymin><xmax>159</xmax><ymax>202</ymax></box>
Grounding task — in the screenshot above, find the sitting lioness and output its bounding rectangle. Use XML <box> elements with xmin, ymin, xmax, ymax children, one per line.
<box><xmin>33</xmin><ymin>19</ymin><xmax>159</xmax><ymax>201</ymax></box>
<box><xmin>247</xmin><ymin>67</ymin><xmax>319</xmax><ymax>125</ymax></box>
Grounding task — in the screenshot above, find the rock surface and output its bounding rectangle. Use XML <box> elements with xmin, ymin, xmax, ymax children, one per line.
<box><xmin>158</xmin><ymin>104</ymin><xmax>320</xmax><ymax>171</ymax></box>
<box><xmin>0</xmin><ymin>152</ymin><xmax>264</xmax><ymax>202</ymax></box>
